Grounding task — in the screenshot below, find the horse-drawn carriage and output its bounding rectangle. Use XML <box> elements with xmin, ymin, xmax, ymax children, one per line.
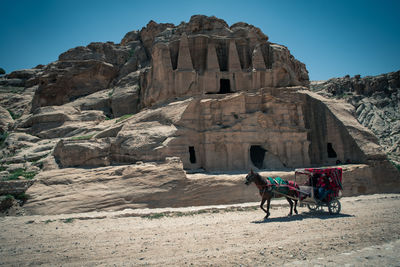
<box><xmin>245</xmin><ymin>167</ymin><xmax>343</xmax><ymax>218</ymax></box>
<box><xmin>295</xmin><ymin>167</ymin><xmax>343</xmax><ymax>215</ymax></box>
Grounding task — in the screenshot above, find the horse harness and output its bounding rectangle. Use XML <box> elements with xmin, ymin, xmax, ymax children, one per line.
<box><xmin>259</xmin><ymin>177</ymin><xmax>299</xmax><ymax>200</ymax></box>
<box><xmin>259</xmin><ymin>177</ymin><xmax>280</xmax><ymax>197</ymax></box>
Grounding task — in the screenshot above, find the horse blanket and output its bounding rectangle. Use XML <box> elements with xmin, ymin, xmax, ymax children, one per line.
<box><xmin>263</xmin><ymin>177</ymin><xmax>299</xmax><ymax>197</ymax></box>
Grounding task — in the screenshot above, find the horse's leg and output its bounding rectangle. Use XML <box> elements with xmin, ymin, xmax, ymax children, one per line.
<box><xmin>260</xmin><ymin>198</ymin><xmax>269</xmax><ymax>218</ymax></box>
<box><xmin>286</xmin><ymin>197</ymin><xmax>293</xmax><ymax>216</ymax></box>
<box><xmin>265</xmin><ymin>197</ymin><xmax>271</xmax><ymax>219</ymax></box>
<box><xmin>292</xmin><ymin>189</ymin><xmax>299</xmax><ymax>214</ymax></box>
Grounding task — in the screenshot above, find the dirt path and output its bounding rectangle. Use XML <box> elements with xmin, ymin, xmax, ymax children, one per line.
<box><xmin>1</xmin><ymin>194</ymin><xmax>400</xmax><ymax>266</ymax></box>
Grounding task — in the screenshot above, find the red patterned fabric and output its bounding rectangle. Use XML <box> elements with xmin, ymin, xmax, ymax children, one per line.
<box><xmin>297</xmin><ymin>167</ymin><xmax>343</xmax><ymax>201</ymax></box>
<box><xmin>303</xmin><ymin>167</ymin><xmax>343</xmax><ymax>190</ymax></box>
<box><xmin>288</xmin><ymin>180</ymin><xmax>299</xmax><ymax>191</ymax></box>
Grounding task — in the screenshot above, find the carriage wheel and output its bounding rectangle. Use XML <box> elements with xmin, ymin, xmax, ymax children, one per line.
<box><xmin>328</xmin><ymin>199</ymin><xmax>341</xmax><ymax>214</ymax></box>
<box><xmin>307</xmin><ymin>203</ymin><xmax>319</xmax><ymax>211</ymax></box>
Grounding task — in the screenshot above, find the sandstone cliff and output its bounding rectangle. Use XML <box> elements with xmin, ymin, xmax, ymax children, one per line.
<box><xmin>0</xmin><ymin>15</ymin><xmax>398</xmax><ymax>215</ymax></box>
<box><xmin>310</xmin><ymin>71</ymin><xmax>400</xmax><ymax>166</ymax></box>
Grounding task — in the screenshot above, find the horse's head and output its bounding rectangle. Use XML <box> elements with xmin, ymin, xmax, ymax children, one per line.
<box><xmin>245</xmin><ymin>169</ymin><xmax>257</xmax><ymax>185</ymax></box>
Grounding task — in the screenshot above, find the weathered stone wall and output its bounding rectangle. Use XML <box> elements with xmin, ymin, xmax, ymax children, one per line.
<box><xmin>49</xmin><ymin>86</ymin><xmax>381</xmax><ymax>173</ymax></box>
<box><xmin>142</xmin><ymin>32</ymin><xmax>308</xmax><ymax>108</ymax></box>
<box><xmin>159</xmin><ymin>87</ymin><xmax>369</xmax><ymax>171</ymax></box>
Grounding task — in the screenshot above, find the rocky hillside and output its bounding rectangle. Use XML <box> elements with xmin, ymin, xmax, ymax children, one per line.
<box><xmin>0</xmin><ymin>15</ymin><xmax>398</xmax><ymax>215</ymax></box>
<box><xmin>310</xmin><ymin>71</ymin><xmax>400</xmax><ymax>165</ymax></box>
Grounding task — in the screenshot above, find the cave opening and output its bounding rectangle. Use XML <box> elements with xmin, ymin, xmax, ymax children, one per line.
<box><xmin>189</xmin><ymin>146</ymin><xmax>196</xmax><ymax>164</ymax></box>
<box><xmin>327</xmin><ymin>143</ymin><xmax>337</xmax><ymax>158</ymax></box>
<box><xmin>250</xmin><ymin>145</ymin><xmax>266</xmax><ymax>169</ymax></box>
<box><xmin>219</xmin><ymin>79</ymin><xmax>231</xmax><ymax>94</ymax></box>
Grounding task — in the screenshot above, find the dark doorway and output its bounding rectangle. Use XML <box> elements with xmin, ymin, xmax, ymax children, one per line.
<box><xmin>327</xmin><ymin>143</ymin><xmax>337</xmax><ymax>158</ymax></box>
<box><xmin>250</xmin><ymin>145</ymin><xmax>266</xmax><ymax>169</ymax></box>
<box><xmin>189</xmin><ymin>146</ymin><xmax>196</xmax><ymax>164</ymax></box>
<box><xmin>219</xmin><ymin>79</ymin><xmax>231</xmax><ymax>94</ymax></box>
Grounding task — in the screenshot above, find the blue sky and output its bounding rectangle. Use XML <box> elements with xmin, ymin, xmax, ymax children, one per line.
<box><xmin>0</xmin><ymin>0</ymin><xmax>399</xmax><ymax>80</ymax></box>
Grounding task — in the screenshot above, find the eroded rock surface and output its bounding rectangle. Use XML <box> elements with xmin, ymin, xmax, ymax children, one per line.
<box><xmin>0</xmin><ymin>15</ymin><xmax>398</xmax><ymax>215</ymax></box>
<box><xmin>311</xmin><ymin>70</ymin><xmax>400</xmax><ymax>164</ymax></box>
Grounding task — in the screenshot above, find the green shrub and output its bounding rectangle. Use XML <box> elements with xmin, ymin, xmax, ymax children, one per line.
<box><xmin>116</xmin><ymin>114</ymin><xmax>133</xmax><ymax>123</ymax></box>
<box><xmin>143</xmin><ymin>213</ymin><xmax>166</xmax><ymax>220</ymax></box>
<box><xmin>0</xmin><ymin>86</ymin><xmax>25</xmax><ymax>94</ymax></box>
<box><xmin>7</xmin><ymin>109</ymin><xmax>21</xmax><ymax>120</ymax></box>
<box><xmin>62</xmin><ymin>218</ymin><xmax>74</xmax><ymax>223</ymax></box>
<box><xmin>22</xmin><ymin>171</ymin><xmax>36</xmax><ymax>180</ymax></box>
<box><xmin>0</xmin><ymin>132</ymin><xmax>8</xmax><ymax>147</ymax></box>
<box><xmin>35</xmin><ymin>162</ymin><xmax>44</xmax><ymax>170</ymax></box>
<box><xmin>391</xmin><ymin>161</ymin><xmax>400</xmax><ymax>172</ymax></box>
<box><xmin>108</xmin><ymin>88</ymin><xmax>115</xmax><ymax>97</ymax></box>
<box><xmin>0</xmin><ymin>67</ymin><xmax>5</xmax><ymax>75</ymax></box>
<box><xmin>5</xmin><ymin>194</ymin><xmax>14</xmax><ymax>200</ymax></box>
<box><xmin>14</xmin><ymin>193</ymin><xmax>29</xmax><ymax>202</ymax></box>
<box><xmin>337</xmin><ymin>92</ymin><xmax>352</xmax><ymax>99</ymax></box>
<box><xmin>70</xmin><ymin>134</ymin><xmax>95</xmax><ymax>140</ymax></box>
<box><xmin>4</xmin><ymin>168</ymin><xmax>37</xmax><ymax>180</ymax></box>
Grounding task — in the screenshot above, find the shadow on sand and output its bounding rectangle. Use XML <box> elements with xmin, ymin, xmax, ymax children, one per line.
<box><xmin>251</xmin><ymin>211</ymin><xmax>354</xmax><ymax>224</ymax></box>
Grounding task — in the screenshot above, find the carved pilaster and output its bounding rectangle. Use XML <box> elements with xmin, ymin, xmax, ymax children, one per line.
<box><xmin>206</xmin><ymin>41</ymin><xmax>220</xmax><ymax>71</ymax></box>
<box><xmin>228</xmin><ymin>40</ymin><xmax>242</xmax><ymax>72</ymax></box>
<box><xmin>177</xmin><ymin>33</ymin><xmax>194</xmax><ymax>71</ymax></box>
<box><xmin>252</xmin><ymin>45</ymin><xmax>266</xmax><ymax>70</ymax></box>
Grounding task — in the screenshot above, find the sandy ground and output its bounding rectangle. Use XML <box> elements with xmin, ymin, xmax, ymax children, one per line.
<box><xmin>1</xmin><ymin>194</ymin><xmax>400</xmax><ymax>266</ymax></box>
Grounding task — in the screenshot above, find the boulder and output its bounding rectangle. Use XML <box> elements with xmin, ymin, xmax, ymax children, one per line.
<box><xmin>19</xmin><ymin>106</ymin><xmax>106</xmax><ymax>138</ymax></box>
<box><xmin>110</xmin><ymin>71</ymin><xmax>142</xmax><ymax>117</ymax></box>
<box><xmin>21</xmin><ymin>106</ymin><xmax>80</xmax><ymax>127</ymax></box>
<box><xmin>31</xmin><ymin>60</ymin><xmax>118</xmax><ymax>110</ymax></box>
<box><xmin>120</xmin><ymin>30</ymin><xmax>140</xmax><ymax>45</ymax></box>
<box><xmin>53</xmin><ymin>139</ymin><xmax>111</xmax><ymax>167</ymax></box>
<box><xmin>111</xmin><ymin>121</ymin><xmax>178</xmax><ymax>163</ymax></box>
<box><xmin>65</xmin><ymin>89</ymin><xmax>112</xmax><ymax>115</ymax></box>
<box><xmin>110</xmin><ymin>85</ymin><xmax>140</xmax><ymax>117</ymax></box>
